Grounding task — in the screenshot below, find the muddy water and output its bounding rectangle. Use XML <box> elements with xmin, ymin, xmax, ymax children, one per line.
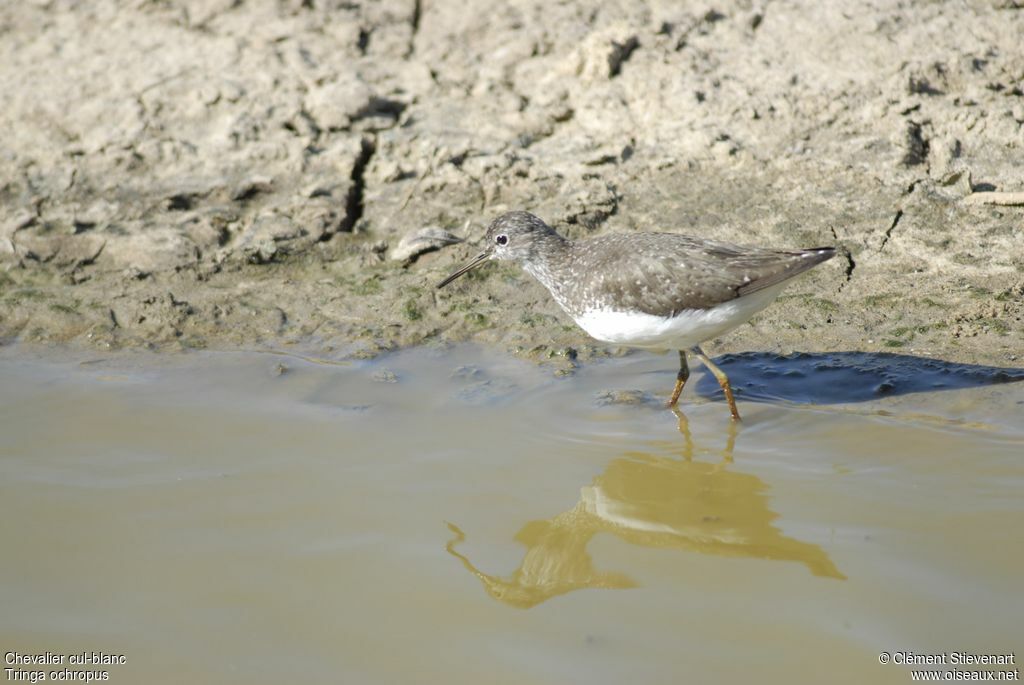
<box><xmin>1</xmin><ymin>345</ymin><xmax>1022</xmax><ymax>684</ymax></box>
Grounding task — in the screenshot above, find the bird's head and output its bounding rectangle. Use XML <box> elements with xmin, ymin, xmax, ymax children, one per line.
<box><xmin>437</xmin><ymin>211</ymin><xmax>559</xmax><ymax>287</ymax></box>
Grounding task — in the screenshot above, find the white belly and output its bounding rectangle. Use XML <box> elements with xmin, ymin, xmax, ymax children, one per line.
<box><xmin>572</xmin><ymin>283</ymin><xmax>787</xmax><ymax>349</ymax></box>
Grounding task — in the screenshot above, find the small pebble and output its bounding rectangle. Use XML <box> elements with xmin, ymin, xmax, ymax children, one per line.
<box><xmin>594</xmin><ymin>389</ymin><xmax>656</xmax><ymax>407</ymax></box>
<box><xmin>451</xmin><ymin>365</ymin><xmax>483</xmax><ymax>381</ymax></box>
<box><xmin>372</xmin><ymin>368</ymin><xmax>398</xmax><ymax>383</ymax></box>
<box><xmin>388</xmin><ymin>226</ymin><xmax>462</xmax><ymax>262</ymax></box>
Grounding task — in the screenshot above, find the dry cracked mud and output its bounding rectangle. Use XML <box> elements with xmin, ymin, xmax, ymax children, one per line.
<box><xmin>1</xmin><ymin>0</ymin><xmax>1022</xmax><ymax>369</ymax></box>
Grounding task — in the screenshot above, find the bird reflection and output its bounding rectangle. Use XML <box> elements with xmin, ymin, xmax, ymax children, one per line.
<box><xmin>446</xmin><ymin>412</ymin><xmax>845</xmax><ymax>609</ymax></box>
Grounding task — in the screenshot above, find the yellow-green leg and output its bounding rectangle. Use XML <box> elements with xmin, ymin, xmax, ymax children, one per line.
<box><xmin>690</xmin><ymin>346</ymin><xmax>741</xmax><ymax>421</ymax></box>
<box><xmin>667</xmin><ymin>350</ymin><xmax>689</xmax><ymax>408</ymax></box>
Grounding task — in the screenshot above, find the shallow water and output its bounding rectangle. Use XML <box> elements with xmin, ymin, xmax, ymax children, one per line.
<box><xmin>1</xmin><ymin>344</ymin><xmax>1022</xmax><ymax>684</ymax></box>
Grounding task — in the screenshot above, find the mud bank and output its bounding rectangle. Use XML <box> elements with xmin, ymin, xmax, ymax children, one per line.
<box><xmin>1</xmin><ymin>0</ymin><xmax>1021</xmax><ymax>366</ymax></box>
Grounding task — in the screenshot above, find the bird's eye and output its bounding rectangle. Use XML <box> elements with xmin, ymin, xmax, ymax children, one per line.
<box><xmin>495</xmin><ymin>234</ymin><xmax>509</xmax><ymax>246</ymax></box>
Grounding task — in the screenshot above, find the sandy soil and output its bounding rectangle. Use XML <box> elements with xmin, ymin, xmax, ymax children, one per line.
<box><xmin>1</xmin><ymin>0</ymin><xmax>1022</xmax><ymax>367</ymax></box>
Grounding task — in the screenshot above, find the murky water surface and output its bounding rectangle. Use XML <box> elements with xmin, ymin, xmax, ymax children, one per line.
<box><xmin>1</xmin><ymin>345</ymin><xmax>1022</xmax><ymax>684</ymax></box>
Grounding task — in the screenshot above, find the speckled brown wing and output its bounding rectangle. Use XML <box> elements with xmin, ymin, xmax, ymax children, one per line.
<box><xmin>568</xmin><ymin>233</ymin><xmax>834</xmax><ymax>317</ymax></box>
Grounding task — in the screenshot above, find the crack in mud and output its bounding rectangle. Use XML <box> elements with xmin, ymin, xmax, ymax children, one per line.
<box><xmin>830</xmin><ymin>226</ymin><xmax>856</xmax><ymax>291</ymax></box>
<box><xmin>339</xmin><ymin>136</ymin><xmax>377</xmax><ymax>234</ymax></box>
<box><xmin>879</xmin><ymin>209</ymin><xmax>903</xmax><ymax>252</ymax></box>
<box><xmin>901</xmin><ymin>121</ymin><xmax>930</xmax><ymax>167</ymax></box>
<box><xmin>608</xmin><ymin>36</ymin><xmax>639</xmax><ymax>77</ymax></box>
<box><xmin>407</xmin><ymin>0</ymin><xmax>422</xmax><ymax>57</ymax></box>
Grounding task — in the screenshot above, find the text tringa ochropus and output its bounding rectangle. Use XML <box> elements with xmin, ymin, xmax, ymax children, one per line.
<box><xmin>438</xmin><ymin>211</ymin><xmax>835</xmax><ymax>420</ymax></box>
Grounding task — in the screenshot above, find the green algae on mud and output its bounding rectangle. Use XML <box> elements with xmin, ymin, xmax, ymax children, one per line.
<box><xmin>2</xmin><ymin>180</ymin><xmax>1020</xmax><ymax>372</ymax></box>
